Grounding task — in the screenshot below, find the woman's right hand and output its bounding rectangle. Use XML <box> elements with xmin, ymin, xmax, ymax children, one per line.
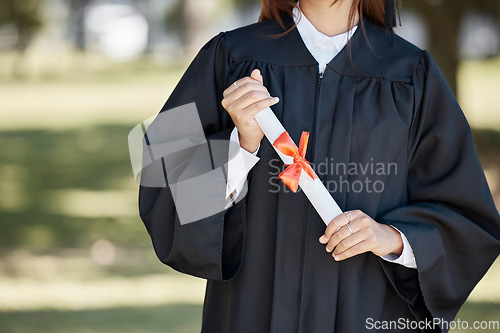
<box><xmin>222</xmin><ymin>69</ymin><xmax>279</xmax><ymax>153</ymax></box>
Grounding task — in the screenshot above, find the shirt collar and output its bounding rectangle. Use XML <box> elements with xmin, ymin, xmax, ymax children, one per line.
<box><xmin>292</xmin><ymin>3</ymin><xmax>357</xmax><ymax>49</ymax></box>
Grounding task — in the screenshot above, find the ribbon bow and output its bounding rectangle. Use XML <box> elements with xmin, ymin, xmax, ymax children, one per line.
<box><xmin>272</xmin><ymin>131</ymin><xmax>317</xmax><ymax>193</ymax></box>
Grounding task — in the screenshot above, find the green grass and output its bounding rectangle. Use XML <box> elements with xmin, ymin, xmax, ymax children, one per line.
<box><xmin>452</xmin><ymin>302</ymin><xmax>500</xmax><ymax>332</ymax></box>
<box><xmin>0</xmin><ymin>304</ymin><xmax>203</xmax><ymax>333</ymax></box>
<box><xmin>459</xmin><ymin>56</ymin><xmax>500</xmax><ymax>129</ymax></box>
<box><xmin>0</xmin><ymin>125</ymin><xmax>145</xmax><ymax>250</ymax></box>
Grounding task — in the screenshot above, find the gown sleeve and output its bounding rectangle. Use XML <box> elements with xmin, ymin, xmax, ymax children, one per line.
<box><xmin>378</xmin><ymin>50</ymin><xmax>500</xmax><ymax>326</ymax></box>
<box><xmin>138</xmin><ymin>32</ymin><xmax>248</xmax><ymax>281</ymax></box>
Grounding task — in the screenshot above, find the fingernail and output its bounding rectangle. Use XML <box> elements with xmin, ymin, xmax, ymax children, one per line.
<box><xmin>333</xmin><ymin>254</ymin><xmax>339</xmax><ymax>261</ymax></box>
<box><xmin>319</xmin><ymin>235</ymin><xmax>327</xmax><ymax>243</ymax></box>
<box><xmin>255</xmin><ymin>69</ymin><xmax>261</xmax><ymax>75</ymax></box>
<box><xmin>273</xmin><ymin>97</ymin><xmax>279</xmax><ymax>102</ymax></box>
<box><xmin>325</xmin><ymin>246</ymin><xmax>332</xmax><ymax>253</ymax></box>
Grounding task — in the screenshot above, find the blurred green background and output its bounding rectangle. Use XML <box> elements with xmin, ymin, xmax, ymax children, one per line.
<box><xmin>0</xmin><ymin>0</ymin><xmax>499</xmax><ymax>332</ymax></box>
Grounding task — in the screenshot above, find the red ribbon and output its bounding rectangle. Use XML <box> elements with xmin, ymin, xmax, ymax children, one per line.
<box><xmin>272</xmin><ymin>131</ymin><xmax>317</xmax><ymax>193</ymax></box>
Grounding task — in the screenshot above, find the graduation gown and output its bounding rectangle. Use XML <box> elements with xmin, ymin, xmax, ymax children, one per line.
<box><xmin>138</xmin><ymin>16</ymin><xmax>500</xmax><ymax>333</ymax></box>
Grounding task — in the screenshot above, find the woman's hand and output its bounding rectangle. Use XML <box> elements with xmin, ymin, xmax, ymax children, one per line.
<box><xmin>221</xmin><ymin>69</ymin><xmax>279</xmax><ymax>153</ymax></box>
<box><xmin>319</xmin><ymin>210</ymin><xmax>403</xmax><ymax>261</ymax></box>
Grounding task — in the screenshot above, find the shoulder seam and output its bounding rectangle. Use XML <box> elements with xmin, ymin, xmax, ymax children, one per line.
<box><xmin>410</xmin><ymin>50</ymin><xmax>429</xmax><ymax>81</ymax></box>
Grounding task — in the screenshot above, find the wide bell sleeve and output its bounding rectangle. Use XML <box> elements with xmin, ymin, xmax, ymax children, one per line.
<box><xmin>138</xmin><ymin>32</ymin><xmax>248</xmax><ymax>281</ymax></box>
<box><xmin>378</xmin><ymin>50</ymin><xmax>500</xmax><ymax>329</ymax></box>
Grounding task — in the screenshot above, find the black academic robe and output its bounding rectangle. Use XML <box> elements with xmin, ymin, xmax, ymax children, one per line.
<box><xmin>138</xmin><ymin>17</ymin><xmax>500</xmax><ymax>333</ymax></box>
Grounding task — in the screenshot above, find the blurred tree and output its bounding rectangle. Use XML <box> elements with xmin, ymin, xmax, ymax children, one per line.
<box><xmin>0</xmin><ymin>0</ymin><xmax>43</xmax><ymax>52</ymax></box>
<box><xmin>232</xmin><ymin>0</ymin><xmax>257</xmax><ymax>10</ymax></box>
<box><xmin>164</xmin><ymin>0</ymin><xmax>220</xmax><ymax>58</ymax></box>
<box><xmin>164</xmin><ymin>0</ymin><xmax>184</xmax><ymax>42</ymax></box>
<box><xmin>164</xmin><ymin>0</ymin><xmax>257</xmax><ymax>57</ymax></box>
<box><xmin>135</xmin><ymin>0</ymin><xmax>154</xmax><ymax>54</ymax></box>
<box><xmin>404</xmin><ymin>0</ymin><xmax>500</xmax><ymax>95</ymax></box>
<box><xmin>66</xmin><ymin>0</ymin><xmax>92</xmax><ymax>51</ymax></box>
<box><xmin>66</xmin><ymin>0</ymin><xmax>154</xmax><ymax>53</ymax></box>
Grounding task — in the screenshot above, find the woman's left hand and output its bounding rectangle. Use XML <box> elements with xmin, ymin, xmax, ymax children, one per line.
<box><xmin>319</xmin><ymin>210</ymin><xmax>403</xmax><ymax>261</ymax></box>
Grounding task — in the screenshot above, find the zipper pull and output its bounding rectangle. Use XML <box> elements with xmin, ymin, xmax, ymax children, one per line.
<box><xmin>318</xmin><ymin>71</ymin><xmax>324</xmax><ymax>88</ymax></box>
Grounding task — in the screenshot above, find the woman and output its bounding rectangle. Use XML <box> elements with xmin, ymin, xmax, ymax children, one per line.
<box><xmin>139</xmin><ymin>0</ymin><xmax>500</xmax><ymax>332</ymax></box>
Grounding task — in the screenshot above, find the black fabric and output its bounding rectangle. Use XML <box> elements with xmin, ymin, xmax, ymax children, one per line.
<box><xmin>384</xmin><ymin>0</ymin><xmax>400</xmax><ymax>28</ymax></box>
<box><xmin>138</xmin><ymin>17</ymin><xmax>500</xmax><ymax>333</ymax></box>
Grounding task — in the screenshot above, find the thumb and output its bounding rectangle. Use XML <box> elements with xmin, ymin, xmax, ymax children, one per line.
<box><xmin>250</xmin><ymin>69</ymin><xmax>263</xmax><ymax>85</ymax></box>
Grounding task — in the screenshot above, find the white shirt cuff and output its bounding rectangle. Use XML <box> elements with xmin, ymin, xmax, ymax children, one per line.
<box><xmin>225</xmin><ymin>127</ymin><xmax>260</xmax><ymax>209</ymax></box>
<box><xmin>380</xmin><ymin>226</ymin><xmax>417</xmax><ymax>269</ymax></box>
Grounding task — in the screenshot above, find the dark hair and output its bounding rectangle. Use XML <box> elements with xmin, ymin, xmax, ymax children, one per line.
<box><xmin>259</xmin><ymin>0</ymin><xmax>398</xmax><ymax>34</ymax></box>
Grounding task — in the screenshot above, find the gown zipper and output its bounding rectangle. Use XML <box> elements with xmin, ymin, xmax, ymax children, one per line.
<box><xmin>297</xmin><ymin>69</ymin><xmax>324</xmax><ymax>333</ymax></box>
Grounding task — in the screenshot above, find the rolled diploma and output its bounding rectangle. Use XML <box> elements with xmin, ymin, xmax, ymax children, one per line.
<box><xmin>254</xmin><ymin>107</ymin><xmax>343</xmax><ymax>226</ymax></box>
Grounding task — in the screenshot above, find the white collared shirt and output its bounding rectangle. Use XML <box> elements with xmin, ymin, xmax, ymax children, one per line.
<box><xmin>224</xmin><ymin>4</ymin><xmax>417</xmax><ymax>269</ymax></box>
<box><xmin>292</xmin><ymin>5</ymin><xmax>357</xmax><ymax>74</ymax></box>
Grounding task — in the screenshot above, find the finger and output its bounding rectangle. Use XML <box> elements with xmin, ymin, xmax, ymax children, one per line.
<box><xmin>229</xmin><ymin>90</ymin><xmax>276</xmax><ymax>113</ymax></box>
<box><xmin>223</xmin><ymin>76</ymin><xmax>263</xmax><ymax>97</ymax></box>
<box><xmin>333</xmin><ymin>240</ymin><xmax>371</xmax><ymax>261</ymax></box>
<box><xmin>222</xmin><ymin>77</ymin><xmax>255</xmax><ymax>98</ymax></box>
<box><xmin>333</xmin><ymin>228</ymin><xmax>368</xmax><ymax>255</ymax></box>
<box><xmin>325</xmin><ymin>222</ymin><xmax>357</xmax><ymax>252</ymax></box>
<box><xmin>251</xmin><ymin>69</ymin><xmax>263</xmax><ymax>85</ymax></box>
<box><xmin>240</xmin><ymin>97</ymin><xmax>280</xmax><ymax>119</ymax></box>
<box><xmin>224</xmin><ymin>82</ymin><xmax>270</xmax><ymax>106</ymax></box>
<box><xmin>320</xmin><ymin>210</ymin><xmax>361</xmax><ymax>243</ymax></box>
<box><xmin>222</xmin><ymin>84</ymin><xmax>269</xmax><ymax>111</ymax></box>
<box><xmin>224</xmin><ymin>77</ymin><xmax>258</xmax><ymax>96</ymax></box>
